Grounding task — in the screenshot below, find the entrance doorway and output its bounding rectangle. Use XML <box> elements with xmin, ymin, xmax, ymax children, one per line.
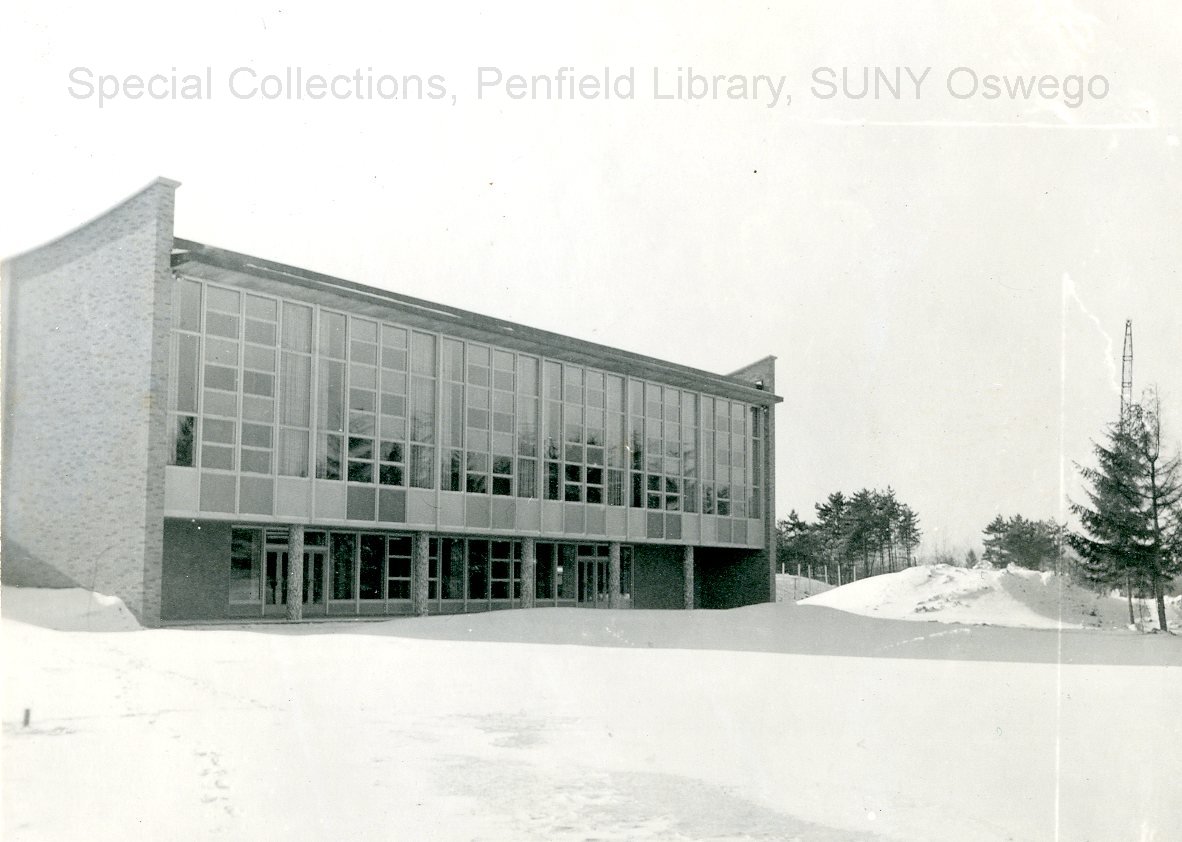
<box><xmin>263</xmin><ymin>547</ymin><xmax>328</xmax><ymax>616</ymax></box>
<box><xmin>302</xmin><ymin>548</ymin><xmax>327</xmax><ymax>615</ymax></box>
<box><xmin>576</xmin><ymin>545</ymin><xmax>610</xmax><ymax>607</ymax></box>
<box><xmin>264</xmin><ymin>549</ymin><xmax>288</xmax><ymax>614</ymax></box>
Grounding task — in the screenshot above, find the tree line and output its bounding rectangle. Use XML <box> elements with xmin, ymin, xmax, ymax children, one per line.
<box><xmin>980</xmin><ymin>514</ymin><xmax>1065</xmax><ymax>570</ymax></box>
<box><xmin>776</xmin><ymin>488</ymin><xmax>921</xmax><ymax>584</ymax></box>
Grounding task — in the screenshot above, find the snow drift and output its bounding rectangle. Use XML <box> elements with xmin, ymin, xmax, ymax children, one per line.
<box><xmin>0</xmin><ymin>587</ymin><xmax>142</xmax><ymax>632</ymax></box>
<box><xmin>801</xmin><ymin>563</ymin><xmax>1182</xmax><ymax>631</ymax></box>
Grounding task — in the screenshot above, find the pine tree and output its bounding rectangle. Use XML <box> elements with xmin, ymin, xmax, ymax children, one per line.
<box><xmin>845</xmin><ymin>489</ymin><xmax>878</xmax><ymax>578</ymax></box>
<box><xmin>1071</xmin><ymin>390</ymin><xmax>1182</xmax><ymax>631</ymax></box>
<box><xmin>982</xmin><ymin>515</ymin><xmax>1008</xmax><ymax>568</ymax></box>
<box><xmin>1126</xmin><ymin>392</ymin><xmax>1182</xmax><ymax>631</ymax></box>
<box><xmin>815</xmin><ymin>492</ymin><xmax>850</xmax><ymax>580</ymax></box>
<box><xmin>896</xmin><ymin>505</ymin><xmax>921</xmax><ymax>567</ymax></box>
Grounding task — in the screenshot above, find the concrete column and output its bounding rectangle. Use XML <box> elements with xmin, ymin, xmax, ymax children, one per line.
<box><xmin>608</xmin><ymin>542</ymin><xmax>622</xmax><ymax>608</ymax></box>
<box><xmin>412</xmin><ymin>531</ymin><xmax>430</xmax><ymax>617</ymax></box>
<box><xmin>520</xmin><ymin>538</ymin><xmax>536</xmax><ymax>609</ymax></box>
<box><xmin>683</xmin><ymin>545</ymin><xmax>695</xmax><ymax>610</ymax></box>
<box><xmin>286</xmin><ymin>525</ymin><xmax>304</xmax><ymax>621</ymax></box>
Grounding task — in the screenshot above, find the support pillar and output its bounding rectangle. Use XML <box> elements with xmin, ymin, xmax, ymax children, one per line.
<box><xmin>520</xmin><ymin>538</ymin><xmax>536</xmax><ymax>608</ymax></box>
<box><xmin>412</xmin><ymin>531</ymin><xmax>430</xmax><ymax>617</ymax></box>
<box><xmin>608</xmin><ymin>542</ymin><xmax>621</xmax><ymax>608</ymax></box>
<box><xmin>683</xmin><ymin>545</ymin><xmax>694</xmax><ymax>610</ymax></box>
<box><xmin>286</xmin><ymin>525</ymin><xmax>304</xmax><ymax>621</ymax></box>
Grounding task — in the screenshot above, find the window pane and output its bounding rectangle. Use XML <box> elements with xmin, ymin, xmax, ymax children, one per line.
<box><xmin>359</xmin><ymin>535</ymin><xmax>384</xmax><ymax>599</ymax></box>
<box><xmin>331</xmin><ymin>533</ymin><xmax>355</xmax><ymax>600</ymax></box>
<box><xmin>172</xmin><ymin>415</ymin><xmax>195</xmax><ymax>467</ymax></box>
<box><xmin>229</xmin><ymin>528</ymin><xmax>260</xmax><ymax>603</ymax></box>
<box><xmin>280</xmin><ymin>353</ymin><xmax>311</xmax><ymax>427</ymax></box>
<box><xmin>410</xmin><ymin>445</ymin><xmax>434</xmax><ymax>488</ymax></box>
<box><xmin>320</xmin><ymin>312</ymin><xmax>346</xmax><ymax>359</ymax></box>
<box><xmin>282</xmin><ymin>303</ymin><xmax>313</xmax><ymax>352</ymax></box>
<box><xmin>317</xmin><ymin>433</ymin><xmax>342</xmax><ymax>480</ymax></box>
<box><xmin>279</xmin><ymin>429</ymin><xmax>309</xmax><ymax>477</ymax></box>
<box><xmin>467</xmin><ymin>540</ymin><xmax>488</xmax><ymax>601</ymax></box>
<box><xmin>175</xmin><ymin>334</ymin><xmax>199</xmax><ymax>413</ymax></box>
<box><xmin>207</xmin><ymin>285</ymin><xmax>239</xmax><ymax>313</ymax></box>
<box><xmin>174</xmin><ymin>278</ymin><xmax>202</xmax><ymax>332</ymax></box>
<box><xmin>412</xmin><ymin>332</ymin><xmax>436</xmax><ymax>376</ymax></box>
<box><xmin>442</xmin><ymin>538</ymin><xmax>465</xmax><ymax>599</ymax></box>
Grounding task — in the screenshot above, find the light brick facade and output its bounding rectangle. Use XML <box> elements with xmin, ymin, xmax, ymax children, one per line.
<box><xmin>2</xmin><ymin>179</ymin><xmax>177</xmax><ymax>625</ymax></box>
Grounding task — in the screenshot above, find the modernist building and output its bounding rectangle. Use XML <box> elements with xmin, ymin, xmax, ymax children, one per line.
<box><xmin>2</xmin><ymin>179</ymin><xmax>779</xmax><ymax>625</ymax></box>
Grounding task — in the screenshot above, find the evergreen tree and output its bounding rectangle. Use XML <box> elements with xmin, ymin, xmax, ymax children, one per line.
<box><xmin>1071</xmin><ymin>391</ymin><xmax>1182</xmax><ymax>631</ymax></box>
<box><xmin>896</xmin><ymin>505</ymin><xmax>921</xmax><ymax>567</ymax></box>
<box><xmin>982</xmin><ymin>515</ymin><xmax>1008</xmax><ymax>567</ymax></box>
<box><xmin>846</xmin><ymin>489</ymin><xmax>878</xmax><ymax>578</ymax></box>
<box><xmin>815</xmin><ymin>492</ymin><xmax>850</xmax><ymax>579</ymax></box>
<box><xmin>1004</xmin><ymin>515</ymin><xmax>1059</xmax><ymax>570</ymax></box>
<box><xmin>777</xmin><ymin>510</ymin><xmax>822</xmax><ymax>573</ymax></box>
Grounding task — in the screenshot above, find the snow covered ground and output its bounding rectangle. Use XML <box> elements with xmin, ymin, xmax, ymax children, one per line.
<box><xmin>801</xmin><ymin>563</ymin><xmax>1182</xmax><ymax>631</ymax></box>
<box><xmin>3</xmin><ymin>584</ymin><xmax>1181</xmax><ymax>841</ymax></box>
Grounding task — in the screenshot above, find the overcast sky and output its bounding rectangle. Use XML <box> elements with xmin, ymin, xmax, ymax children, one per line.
<box><xmin>3</xmin><ymin>1</ymin><xmax>1180</xmax><ymax>553</ymax></box>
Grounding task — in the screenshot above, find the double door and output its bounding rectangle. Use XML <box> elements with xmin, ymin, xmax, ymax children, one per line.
<box><xmin>577</xmin><ymin>556</ymin><xmax>609</xmax><ymax>607</ymax></box>
<box><xmin>264</xmin><ymin>548</ymin><xmax>328</xmax><ymax>616</ymax></box>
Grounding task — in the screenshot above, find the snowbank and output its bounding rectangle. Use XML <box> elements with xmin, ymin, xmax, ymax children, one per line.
<box><xmin>801</xmin><ymin>563</ymin><xmax>1182</xmax><ymax>630</ymax></box>
<box><xmin>1</xmin><ymin>586</ymin><xmax>141</xmax><ymax>632</ymax></box>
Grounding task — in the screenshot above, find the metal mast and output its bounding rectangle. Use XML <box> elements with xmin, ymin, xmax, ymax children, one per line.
<box><xmin>1120</xmin><ymin>319</ymin><xmax>1134</xmax><ymax>424</ymax></box>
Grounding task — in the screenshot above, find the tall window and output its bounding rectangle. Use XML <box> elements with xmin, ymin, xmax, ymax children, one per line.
<box><xmin>543</xmin><ymin>361</ymin><xmax>562</xmax><ymax>500</ymax></box>
<box><xmin>467</xmin><ymin>539</ymin><xmax>488</xmax><ymax>601</ymax></box>
<box><xmin>682</xmin><ymin>391</ymin><xmax>699</xmax><ymax>512</ymax></box>
<box><xmin>701</xmin><ymin>396</ymin><xmax>715</xmax><ymax>514</ymax></box>
<box><xmin>628</xmin><ymin>379</ymin><xmax>644</xmax><ymax>508</ymax></box>
<box><xmin>228</xmin><ymin>528</ymin><xmax>261</xmax><ymax>603</ymax></box>
<box><xmin>606</xmin><ymin>375</ymin><xmax>626</xmax><ymax>506</ymax></box>
<box><xmin>168</xmin><ymin>277</ymin><xmax>202</xmax><ymax>467</ymax></box>
<box><xmin>584</xmin><ymin>370</ymin><xmax>605</xmax><ymax>504</ymax></box>
<box><xmin>714</xmin><ymin>398</ymin><xmax>731</xmax><ymax>516</ymax></box>
<box><xmin>346</xmin><ymin>318</ymin><xmax>379</xmax><ymax>483</ymax></box>
<box><xmin>490</xmin><ymin>540</ymin><xmax>513</xmax><ymax>598</ymax></box>
<box><xmin>359</xmin><ymin>533</ymin><xmax>384</xmax><ymax>599</ymax></box>
<box><xmin>201</xmin><ymin>286</ymin><xmax>241</xmax><ymax>471</ymax></box>
<box><xmin>316</xmin><ymin>311</ymin><xmax>346</xmax><ymax>480</ymax></box>
<box><xmin>464</xmin><ymin>345</ymin><xmax>490</xmax><ymax>493</ymax></box>
<box><xmin>409</xmin><ymin>332</ymin><xmax>437</xmax><ymax>488</ymax></box>
<box><xmin>239</xmin><ymin>294</ymin><xmax>278</xmax><ymax>476</ymax></box>
<box><xmin>331</xmin><ymin>532</ymin><xmax>355</xmax><ymax>600</ymax></box>
<box><xmin>562</xmin><ymin>364</ymin><xmax>584</xmax><ymax>502</ymax></box>
<box><xmin>440</xmin><ymin>338</ymin><xmax>464</xmax><ymax>491</ymax></box>
<box><xmin>750</xmin><ymin>406</ymin><xmax>763</xmax><ymax>519</ymax></box>
<box><xmin>379</xmin><ymin>325</ymin><xmax>409</xmax><ymax>487</ymax></box>
<box><xmin>490</xmin><ymin>350</ymin><xmax>515</xmax><ymax>496</ymax></box>
<box><xmin>516</xmin><ymin>355</ymin><xmax>539</xmax><ymax>498</ymax></box>
<box><xmin>278</xmin><ymin>302</ymin><xmax>312</xmax><ymax>476</ymax></box>
<box><xmin>387</xmin><ymin>536</ymin><xmax>412</xmax><ymax>599</ymax></box>
<box><xmin>441</xmin><ymin>537</ymin><xmax>465</xmax><ymax>599</ymax></box>
<box><xmin>731</xmin><ymin>401</ymin><xmax>747</xmax><ymax>518</ymax></box>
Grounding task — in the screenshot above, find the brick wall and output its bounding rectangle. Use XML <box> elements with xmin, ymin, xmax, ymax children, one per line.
<box><xmin>1</xmin><ymin>178</ymin><xmax>178</xmax><ymax>625</ymax></box>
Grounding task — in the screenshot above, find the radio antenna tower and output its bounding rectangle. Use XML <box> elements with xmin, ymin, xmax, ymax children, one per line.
<box><xmin>1120</xmin><ymin>319</ymin><xmax>1134</xmax><ymax>424</ymax></box>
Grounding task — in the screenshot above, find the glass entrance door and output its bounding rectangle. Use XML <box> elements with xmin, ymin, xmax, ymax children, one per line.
<box><xmin>264</xmin><ymin>549</ymin><xmax>289</xmax><ymax>612</ymax></box>
<box><xmin>303</xmin><ymin>549</ymin><xmax>327</xmax><ymax>616</ymax></box>
<box><xmin>577</xmin><ymin>557</ymin><xmax>608</xmax><ymax>607</ymax></box>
